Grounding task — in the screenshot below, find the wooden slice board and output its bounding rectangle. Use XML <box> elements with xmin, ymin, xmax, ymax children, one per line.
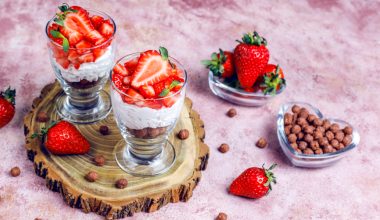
<box><xmin>23</xmin><ymin>81</ymin><xmax>209</xmax><ymax>219</ymax></box>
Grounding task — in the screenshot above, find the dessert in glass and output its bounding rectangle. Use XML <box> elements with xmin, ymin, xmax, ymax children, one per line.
<box><xmin>46</xmin><ymin>4</ymin><xmax>116</xmax><ymax>123</ymax></box>
<box><xmin>111</xmin><ymin>47</ymin><xmax>187</xmax><ymax>176</ymax></box>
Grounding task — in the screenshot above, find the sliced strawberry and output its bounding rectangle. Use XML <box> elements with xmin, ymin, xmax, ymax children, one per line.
<box><xmin>68</xmin><ymin>50</ymin><xmax>80</xmax><ymax>62</ymax></box>
<box><xmin>99</xmin><ymin>21</ymin><xmax>114</xmax><ymax>38</ymax></box>
<box><xmin>75</xmin><ymin>40</ymin><xmax>92</xmax><ymax>54</ymax></box>
<box><xmin>139</xmin><ymin>85</ymin><xmax>156</xmax><ymax>98</ymax></box>
<box><xmin>123</xmin><ymin>76</ymin><xmax>131</xmax><ymax>86</ymax></box>
<box><xmin>162</xmin><ymin>92</ymin><xmax>179</xmax><ymax>107</ymax></box>
<box><xmin>64</xmin><ymin>9</ymin><xmax>94</xmax><ymax>34</ymax></box>
<box><xmin>93</xmin><ymin>48</ymin><xmax>106</xmax><ymax>60</ymax></box>
<box><xmin>112</xmin><ymin>73</ymin><xmax>124</xmax><ymax>90</ymax></box>
<box><xmin>85</xmin><ymin>29</ymin><xmax>106</xmax><ymax>45</ymax></box>
<box><xmin>91</xmin><ymin>15</ymin><xmax>104</xmax><ymax>29</ymax></box>
<box><xmin>124</xmin><ymin>58</ymin><xmax>139</xmax><ymax>74</ymax></box>
<box><xmin>152</xmin><ymin>81</ymin><xmax>166</xmax><ymax>95</ymax></box>
<box><xmin>113</xmin><ymin>63</ymin><xmax>129</xmax><ymax>76</ymax></box>
<box><xmin>51</xmin><ymin>45</ymin><xmax>67</xmax><ymax>59</ymax></box>
<box><xmin>60</xmin><ymin>27</ymin><xmax>84</xmax><ymax>45</ymax></box>
<box><xmin>70</xmin><ymin>6</ymin><xmax>88</xmax><ymax>14</ymax></box>
<box><xmin>172</xmin><ymin>82</ymin><xmax>184</xmax><ymax>92</ymax></box>
<box><xmin>78</xmin><ymin>53</ymin><xmax>94</xmax><ymax>63</ymax></box>
<box><xmin>131</xmin><ymin>50</ymin><xmax>172</xmax><ymax>88</ymax></box>
<box><xmin>123</xmin><ymin>88</ymin><xmax>144</xmax><ymax>104</ymax></box>
<box><xmin>56</xmin><ymin>57</ymin><xmax>70</xmax><ymax>69</ymax></box>
<box><xmin>143</xmin><ymin>100</ymin><xmax>162</xmax><ymax>110</ymax></box>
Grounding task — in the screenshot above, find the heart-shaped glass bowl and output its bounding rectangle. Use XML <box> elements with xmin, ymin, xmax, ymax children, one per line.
<box><xmin>208</xmin><ymin>71</ymin><xmax>286</xmax><ymax>107</ymax></box>
<box><xmin>277</xmin><ymin>102</ymin><xmax>360</xmax><ymax>168</ymax></box>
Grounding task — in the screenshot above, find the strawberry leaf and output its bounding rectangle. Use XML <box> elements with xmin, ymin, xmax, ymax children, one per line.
<box><xmin>169</xmin><ymin>80</ymin><xmax>180</xmax><ymax>89</ymax></box>
<box><xmin>159</xmin><ymin>46</ymin><xmax>169</xmax><ymax>61</ymax></box>
<box><xmin>50</xmin><ymin>30</ymin><xmax>62</xmax><ymax>38</ymax></box>
<box><xmin>159</xmin><ymin>88</ymin><xmax>170</xmax><ymax>97</ymax></box>
<box><xmin>159</xmin><ymin>80</ymin><xmax>181</xmax><ymax>97</ymax></box>
<box><xmin>62</xmin><ymin>38</ymin><xmax>69</xmax><ymax>52</ymax></box>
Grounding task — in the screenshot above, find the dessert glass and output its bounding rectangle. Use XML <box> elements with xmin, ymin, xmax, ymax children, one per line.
<box><xmin>45</xmin><ymin>10</ymin><xmax>116</xmax><ymax>124</ymax></box>
<box><xmin>111</xmin><ymin>53</ymin><xmax>187</xmax><ymax>176</ymax></box>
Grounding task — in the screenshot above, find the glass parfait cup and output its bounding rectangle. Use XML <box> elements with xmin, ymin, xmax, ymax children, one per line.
<box><xmin>45</xmin><ymin>9</ymin><xmax>116</xmax><ymax>124</ymax></box>
<box><xmin>111</xmin><ymin>53</ymin><xmax>187</xmax><ymax>176</ymax></box>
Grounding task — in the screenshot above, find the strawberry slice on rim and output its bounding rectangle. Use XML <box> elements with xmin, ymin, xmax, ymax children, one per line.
<box><xmin>91</xmin><ymin>15</ymin><xmax>104</xmax><ymax>29</ymax></box>
<box><xmin>64</xmin><ymin>9</ymin><xmax>94</xmax><ymax>34</ymax></box>
<box><xmin>113</xmin><ymin>63</ymin><xmax>129</xmax><ymax>76</ymax></box>
<box><xmin>131</xmin><ymin>47</ymin><xmax>172</xmax><ymax>88</ymax></box>
<box><xmin>124</xmin><ymin>58</ymin><xmax>139</xmax><ymax>74</ymax></box>
<box><xmin>139</xmin><ymin>85</ymin><xmax>156</xmax><ymax>99</ymax></box>
<box><xmin>99</xmin><ymin>20</ymin><xmax>114</xmax><ymax>38</ymax></box>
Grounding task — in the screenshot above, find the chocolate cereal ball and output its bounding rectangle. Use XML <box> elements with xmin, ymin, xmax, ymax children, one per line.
<box><xmin>323</xmin><ymin>145</ymin><xmax>334</xmax><ymax>153</ymax></box>
<box><xmin>291</xmin><ymin>125</ymin><xmax>302</xmax><ymax>134</ymax></box>
<box><xmin>299</xmin><ymin>109</ymin><xmax>309</xmax><ymax>119</ymax></box>
<box><xmin>307</xmin><ymin>114</ymin><xmax>317</xmax><ymax>123</ymax></box>
<box><xmin>330</xmin><ymin>139</ymin><xmax>339</xmax><ymax>148</ymax></box>
<box><xmin>313</xmin><ymin>118</ymin><xmax>323</xmax><ymax>126</ymax></box>
<box><xmin>313</xmin><ymin>130</ymin><xmax>323</xmax><ymax>140</ymax></box>
<box><xmin>298</xmin><ymin>141</ymin><xmax>308</xmax><ymax>150</ymax></box>
<box><xmin>310</xmin><ymin>141</ymin><xmax>319</xmax><ymax>150</ymax></box>
<box><xmin>288</xmin><ymin>134</ymin><xmax>297</xmax><ymax>143</ymax></box>
<box><xmin>342</xmin><ymin>136</ymin><xmax>352</xmax><ymax>146</ymax></box>
<box><xmin>304</xmin><ymin>134</ymin><xmax>314</xmax><ymax>143</ymax></box>
<box><xmin>284</xmin><ymin>113</ymin><xmax>293</xmax><ymax>125</ymax></box>
<box><xmin>319</xmin><ymin>137</ymin><xmax>329</xmax><ymax>147</ymax></box>
<box><xmin>297</xmin><ymin>132</ymin><xmax>304</xmax><ymax>140</ymax></box>
<box><xmin>297</xmin><ymin>118</ymin><xmax>308</xmax><ymax>126</ymax></box>
<box><xmin>292</xmin><ymin>105</ymin><xmax>301</xmax><ymax>114</ymax></box>
<box><xmin>315</xmin><ymin>148</ymin><xmax>323</xmax><ymax>154</ymax></box>
<box><xmin>303</xmin><ymin>148</ymin><xmax>314</xmax><ymax>155</ymax></box>
<box><xmin>322</xmin><ymin>119</ymin><xmax>331</xmax><ymax>130</ymax></box>
<box><xmin>343</xmin><ymin>126</ymin><xmax>353</xmax><ymax>135</ymax></box>
<box><xmin>330</xmin><ymin>123</ymin><xmax>340</xmax><ymax>133</ymax></box>
<box><xmin>290</xmin><ymin>143</ymin><xmax>298</xmax><ymax>150</ymax></box>
<box><xmin>325</xmin><ymin>131</ymin><xmax>334</xmax><ymax>141</ymax></box>
<box><xmin>335</xmin><ymin>131</ymin><xmax>345</xmax><ymax>142</ymax></box>
<box><xmin>303</xmin><ymin>126</ymin><xmax>314</xmax><ymax>134</ymax></box>
<box><xmin>285</xmin><ymin>125</ymin><xmax>292</xmax><ymax>135</ymax></box>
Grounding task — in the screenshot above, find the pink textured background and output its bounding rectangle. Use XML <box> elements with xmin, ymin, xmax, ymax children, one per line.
<box><xmin>1</xmin><ymin>0</ymin><xmax>380</xmax><ymax>219</ymax></box>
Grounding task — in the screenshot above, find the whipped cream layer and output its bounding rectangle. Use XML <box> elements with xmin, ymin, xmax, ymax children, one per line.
<box><xmin>111</xmin><ymin>90</ymin><xmax>184</xmax><ymax>130</ymax></box>
<box><xmin>52</xmin><ymin>46</ymin><xmax>114</xmax><ymax>83</ymax></box>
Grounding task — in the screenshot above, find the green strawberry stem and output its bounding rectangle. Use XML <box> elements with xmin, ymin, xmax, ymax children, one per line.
<box><xmin>0</xmin><ymin>87</ymin><xmax>16</xmax><ymax>105</ymax></box>
<box><xmin>201</xmin><ymin>48</ymin><xmax>227</xmax><ymax>77</ymax></box>
<box><xmin>50</xmin><ymin>30</ymin><xmax>69</xmax><ymax>52</ymax></box>
<box><xmin>159</xmin><ymin>80</ymin><xmax>181</xmax><ymax>97</ymax></box>
<box><xmin>31</xmin><ymin>121</ymin><xmax>57</xmax><ymax>139</ymax></box>
<box><xmin>159</xmin><ymin>46</ymin><xmax>169</xmax><ymax>61</ymax></box>
<box><xmin>263</xmin><ymin>163</ymin><xmax>277</xmax><ymax>193</ymax></box>
<box><xmin>237</xmin><ymin>31</ymin><xmax>267</xmax><ymax>46</ymax></box>
<box><xmin>261</xmin><ymin>65</ymin><xmax>286</xmax><ymax>96</ymax></box>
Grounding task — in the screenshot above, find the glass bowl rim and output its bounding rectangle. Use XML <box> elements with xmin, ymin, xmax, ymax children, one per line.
<box><xmin>208</xmin><ymin>71</ymin><xmax>286</xmax><ymax>97</ymax></box>
<box><xmin>110</xmin><ymin>52</ymin><xmax>188</xmax><ymax>101</ymax></box>
<box><xmin>277</xmin><ymin>101</ymin><xmax>360</xmax><ymax>159</ymax></box>
<box><xmin>45</xmin><ymin>8</ymin><xmax>117</xmax><ymax>50</ymax></box>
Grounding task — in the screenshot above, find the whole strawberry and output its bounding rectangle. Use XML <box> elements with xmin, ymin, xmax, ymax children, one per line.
<box><xmin>229</xmin><ymin>164</ymin><xmax>277</xmax><ymax>199</ymax></box>
<box><xmin>234</xmin><ymin>31</ymin><xmax>270</xmax><ymax>88</ymax></box>
<box><xmin>202</xmin><ymin>49</ymin><xmax>235</xmax><ymax>78</ymax></box>
<box><xmin>0</xmin><ymin>87</ymin><xmax>16</xmax><ymax>129</ymax></box>
<box><xmin>260</xmin><ymin>64</ymin><xmax>286</xmax><ymax>95</ymax></box>
<box><xmin>32</xmin><ymin>121</ymin><xmax>90</xmax><ymax>155</ymax></box>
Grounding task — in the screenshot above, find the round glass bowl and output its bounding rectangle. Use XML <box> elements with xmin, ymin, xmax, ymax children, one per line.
<box><xmin>208</xmin><ymin>71</ymin><xmax>286</xmax><ymax>106</ymax></box>
<box><xmin>277</xmin><ymin>102</ymin><xmax>360</xmax><ymax>168</ymax></box>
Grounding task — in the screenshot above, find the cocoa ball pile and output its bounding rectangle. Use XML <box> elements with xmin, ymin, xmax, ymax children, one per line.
<box><xmin>284</xmin><ymin>105</ymin><xmax>353</xmax><ymax>155</ymax></box>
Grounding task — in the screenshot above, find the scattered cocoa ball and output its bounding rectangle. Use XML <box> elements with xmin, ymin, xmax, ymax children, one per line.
<box><xmin>335</xmin><ymin>131</ymin><xmax>345</xmax><ymax>142</ymax></box>
<box><xmin>291</xmin><ymin>125</ymin><xmax>302</xmax><ymax>134</ymax></box>
<box><xmin>215</xmin><ymin>212</ymin><xmax>228</xmax><ymax>220</ymax></box>
<box><xmin>10</xmin><ymin>167</ymin><xmax>21</xmax><ymax>177</ymax></box>
<box><xmin>343</xmin><ymin>126</ymin><xmax>353</xmax><ymax>135</ymax></box>
<box><xmin>325</xmin><ymin>130</ymin><xmax>334</xmax><ymax>141</ymax></box>
<box><xmin>342</xmin><ymin>136</ymin><xmax>352</xmax><ymax>146</ymax></box>
<box><xmin>93</xmin><ymin>155</ymin><xmax>106</xmax><ymax>166</ymax></box>
<box><xmin>177</xmin><ymin>129</ymin><xmax>189</xmax><ymax>140</ymax></box>
<box><xmin>256</xmin><ymin>138</ymin><xmax>268</xmax><ymax>149</ymax></box>
<box><xmin>284</xmin><ymin>113</ymin><xmax>293</xmax><ymax>125</ymax></box>
<box><xmin>303</xmin><ymin>148</ymin><xmax>314</xmax><ymax>155</ymax></box>
<box><xmin>226</xmin><ymin>108</ymin><xmax>237</xmax><ymax>118</ymax></box>
<box><xmin>36</xmin><ymin>111</ymin><xmax>49</xmax><ymax>122</ymax></box>
<box><xmin>298</xmin><ymin>141</ymin><xmax>307</xmax><ymax>150</ymax></box>
<box><xmin>99</xmin><ymin>125</ymin><xmax>110</xmax><ymax>135</ymax></box>
<box><xmin>115</xmin><ymin>178</ymin><xmax>128</xmax><ymax>189</ymax></box>
<box><xmin>330</xmin><ymin>123</ymin><xmax>340</xmax><ymax>133</ymax></box>
<box><xmin>292</xmin><ymin>105</ymin><xmax>301</xmax><ymax>114</ymax></box>
<box><xmin>85</xmin><ymin>171</ymin><xmax>98</xmax><ymax>182</ymax></box>
<box><xmin>287</xmin><ymin>134</ymin><xmax>297</xmax><ymax>143</ymax></box>
<box><xmin>218</xmin><ymin>143</ymin><xmax>230</xmax><ymax>153</ymax></box>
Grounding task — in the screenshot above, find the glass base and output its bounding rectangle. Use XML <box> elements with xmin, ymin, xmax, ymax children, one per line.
<box><xmin>55</xmin><ymin>90</ymin><xmax>112</xmax><ymax>124</ymax></box>
<box><xmin>114</xmin><ymin>140</ymin><xmax>176</xmax><ymax>176</ymax></box>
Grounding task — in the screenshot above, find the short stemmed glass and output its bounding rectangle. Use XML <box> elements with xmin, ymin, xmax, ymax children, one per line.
<box><xmin>111</xmin><ymin>53</ymin><xmax>187</xmax><ymax>176</ymax></box>
<box><xmin>45</xmin><ymin>9</ymin><xmax>116</xmax><ymax>124</ymax></box>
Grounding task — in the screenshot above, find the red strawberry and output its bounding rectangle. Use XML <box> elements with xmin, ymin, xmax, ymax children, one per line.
<box><xmin>78</xmin><ymin>53</ymin><xmax>94</xmax><ymax>63</ymax></box>
<box><xmin>64</xmin><ymin>8</ymin><xmax>94</xmax><ymax>34</ymax></box>
<box><xmin>68</xmin><ymin>50</ymin><xmax>80</xmax><ymax>62</ymax></box>
<box><xmin>259</xmin><ymin>64</ymin><xmax>286</xmax><ymax>95</ymax></box>
<box><xmin>229</xmin><ymin>164</ymin><xmax>277</xmax><ymax>199</ymax></box>
<box><xmin>75</xmin><ymin>40</ymin><xmax>92</xmax><ymax>54</ymax></box>
<box><xmin>56</xmin><ymin>57</ymin><xmax>70</xmax><ymax>69</ymax></box>
<box><xmin>152</xmin><ymin>81</ymin><xmax>166</xmax><ymax>95</ymax></box>
<box><xmin>143</xmin><ymin>100</ymin><xmax>162</xmax><ymax>109</ymax></box>
<box><xmin>112</xmin><ymin>73</ymin><xmax>125</xmax><ymax>91</ymax></box>
<box><xmin>123</xmin><ymin>88</ymin><xmax>144</xmax><ymax>104</ymax></box>
<box><xmin>0</xmin><ymin>87</ymin><xmax>15</xmax><ymax>129</ymax></box>
<box><xmin>139</xmin><ymin>85</ymin><xmax>156</xmax><ymax>98</ymax></box>
<box><xmin>85</xmin><ymin>29</ymin><xmax>106</xmax><ymax>45</ymax></box>
<box><xmin>131</xmin><ymin>47</ymin><xmax>172</xmax><ymax>88</ymax></box>
<box><xmin>202</xmin><ymin>49</ymin><xmax>235</xmax><ymax>78</ymax></box>
<box><xmin>91</xmin><ymin>15</ymin><xmax>104</xmax><ymax>29</ymax></box>
<box><xmin>93</xmin><ymin>48</ymin><xmax>106</xmax><ymax>60</ymax></box>
<box><xmin>59</xmin><ymin>27</ymin><xmax>83</xmax><ymax>45</ymax></box>
<box><xmin>113</xmin><ymin>63</ymin><xmax>129</xmax><ymax>76</ymax></box>
<box><xmin>234</xmin><ymin>31</ymin><xmax>270</xmax><ymax>88</ymax></box>
<box><xmin>33</xmin><ymin>121</ymin><xmax>90</xmax><ymax>155</ymax></box>
<box><xmin>124</xmin><ymin>58</ymin><xmax>139</xmax><ymax>74</ymax></box>
<box><xmin>99</xmin><ymin>21</ymin><xmax>114</xmax><ymax>38</ymax></box>
<box><xmin>122</xmin><ymin>76</ymin><xmax>132</xmax><ymax>86</ymax></box>
<box><xmin>162</xmin><ymin>92</ymin><xmax>179</xmax><ymax>107</ymax></box>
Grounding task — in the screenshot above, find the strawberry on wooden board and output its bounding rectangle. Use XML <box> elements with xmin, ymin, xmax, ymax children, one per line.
<box><xmin>0</xmin><ymin>87</ymin><xmax>16</xmax><ymax>129</ymax></box>
<box><xmin>32</xmin><ymin>121</ymin><xmax>90</xmax><ymax>155</ymax></box>
<box><xmin>131</xmin><ymin>47</ymin><xmax>172</xmax><ymax>88</ymax></box>
<box><xmin>229</xmin><ymin>164</ymin><xmax>277</xmax><ymax>199</ymax></box>
<box><xmin>260</xmin><ymin>64</ymin><xmax>286</xmax><ymax>95</ymax></box>
<box><xmin>234</xmin><ymin>31</ymin><xmax>270</xmax><ymax>88</ymax></box>
<box><xmin>202</xmin><ymin>49</ymin><xmax>235</xmax><ymax>78</ymax></box>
